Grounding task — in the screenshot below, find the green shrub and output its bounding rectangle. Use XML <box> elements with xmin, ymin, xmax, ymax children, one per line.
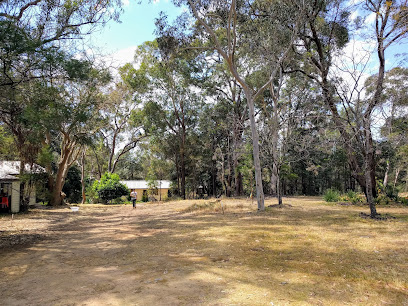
<box><xmin>92</xmin><ymin>173</ymin><xmax>129</xmax><ymax>204</ymax></box>
<box><xmin>346</xmin><ymin>190</ymin><xmax>356</xmax><ymax>199</ymax></box>
<box><xmin>399</xmin><ymin>197</ymin><xmax>408</xmax><ymax>205</ymax></box>
<box><xmin>346</xmin><ymin>190</ymin><xmax>363</xmax><ymax>204</ymax></box>
<box><xmin>376</xmin><ymin>194</ymin><xmax>389</xmax><ymax>205</ymax></box>
<box><xmin>86</xmin><ymin>183</ymin><xmax>98</xmax><ymax>203</ymax></box>
<box><xmin>62</xmin><ymin>166</ymin><xmax>82</xmax><ymax>203</ymax></box>
<box><xmin>111</xmin><ymin>196</ymin><xmax>128</xmax><ymax>204</ymax></box>
<box><xmin>385</xmin><ymin>185</ymin><xmax>399</xmax><ymax>200</ymax></box>
<box><xmin>324</xmin><ymin>189</ymin><xmax>340</xmax><ymax>202</ymax></box>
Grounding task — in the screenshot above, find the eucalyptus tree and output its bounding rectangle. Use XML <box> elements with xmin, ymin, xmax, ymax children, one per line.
<box><xmin>97</xmin><ymin>83</ymin><xmax>146</xmax><ymax>174</ymax></box>
<box><xmin>0</xmin><ymin>0</ymin><xmax>122</xmax><ymax>185</ymax></box>
<box><xmin>375</xmin><ymin>67</ymin><xmax>408</xmax><ymax>190</ymax></box>
<box><xmin>37</xmin><ymin>65</ymin><xmax>111</xmax><ymax>206</ymax></box>
<box><xmin>0</xmin><ymin>126</ymin><xmax>17</xmax><ymax>160</ymax></box>
<box><xmin>290</xmin><ymin>0</ymin><xmax>408</xmax><ymax>217</ymax></box>
<box><xmin>163</xmin><ymin>0</ymin><xmax>307</xmax><ymax>210</ymax></box>
<box><xmin>0</xmin><ymin>0</ymin><xmax>121</xmax><ymax>88</ymax></box>
<box><xmin>0</xmin><ymin>80</ymin><xmax>46</xmax><ymax>166</ymax></box>
<box><xmin>200</xmin><ymin>57</ymin><xmax>248</xmax><ymax>197</ymax></box>
<box><xmin>122</xmin><ymin>40</ymin><xmax>203</xmax><ymax>199</ymax></box>
<box><xmin>259</xmin><ymin>73</ymin><xmax>325</xmax><ymax>206</ymax></box>
<box><xmin>209</xmin><ymin>99</ymin><xmax>244</xmax><ymax>197</ymax></box>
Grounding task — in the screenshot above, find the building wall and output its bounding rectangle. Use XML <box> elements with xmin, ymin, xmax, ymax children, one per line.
<box><xmin>11</xmin><ymin>181</ymin><xmax>20</xmax><ymax>213</ymax></box>
<box><xmin>132</xmin><ymin>188</ymin><xmax>169</xmax><ymax>201</ymax></box>
<box><xmin>29</xmin><ymin>188</ymin><xmax>36</xmax><ymax>205</ymax></box>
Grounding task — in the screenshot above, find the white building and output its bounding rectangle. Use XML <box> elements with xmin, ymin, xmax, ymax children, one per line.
<box><xmin>120</xmin><ymin>180</ymin><xmax>171</xmax><ymax>201</ymax></box>
<box><xmin>0</xmin><ymin>161</ymin><xmax>43</xmax><ymax>213</ymax></box>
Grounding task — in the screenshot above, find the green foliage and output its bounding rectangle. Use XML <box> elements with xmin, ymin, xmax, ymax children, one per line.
<box><xmin>92</xmin><ymin>172</ymin><xmax>129</xmax><ymax>203</ymax></box>
<box><xmin>239</xmin><ymin>144</ymin><xmax>255</xmax><ymax>197</ymax></box>
<box><xmin>118</xmin><ymin>62</ymin><xmax>150</xmax><ymax>93</ymax></box>
<box><xmin>85</xmin><ymin>180</ymin><xmax>98</xmax><ymax>204</ymax></box>
<box><xmin>324</xmin><ymin>189</ymin><xmax>340</xmax><ymax>202</ymax></box>
<box><xmin>376</xmin><ymin>194</ymin><xmax>390</xmax><ymax>205</ymax></box>
<box><xmin>345</xmin><ymin>190</ymin><xmax>363</xmax><ymax>204</ymax></box>
<box><xmin>62</xmin><ymin>166</ymin><xmax>82</xmax><ymax>203</ymax></box>
<box><xmin>399</xmin><ymin>197</ymin><xmax>408</xmax><ymax>205</ymax></box>
<box><xmin>0</xmin><ymin>126</ymin><xmax>17</xmax><ymax>160</ymax></box>
<box><xmin>385</xmin><ymin>185</ymin><xmax>399</xmax><ymax>201</ymax></box>
<box><xmin>37</xmin><ymin>145</ymin><xmax>53</xmax><ymax>168</ymax></box>
<box><xmin>20</xmin><ymin>172</ymin><xmax>50</xmax><ymax>205</ymax></box>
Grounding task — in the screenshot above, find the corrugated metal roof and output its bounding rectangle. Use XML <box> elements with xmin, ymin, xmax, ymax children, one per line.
<box><xmin>0</xmin><ymin>161</ymin><xmax>45</xmax><ymax>180</ymax></box>
<box><xmin>120</xmin><ymin>180</ymin><xmax>171</xmax><ymax>190</ymax></box>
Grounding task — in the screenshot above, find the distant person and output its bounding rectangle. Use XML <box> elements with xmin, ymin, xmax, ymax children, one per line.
<box><xmin>130</xmin><ymin>189</ymin><xmax>137</xmax><ymax>209</ymax></box>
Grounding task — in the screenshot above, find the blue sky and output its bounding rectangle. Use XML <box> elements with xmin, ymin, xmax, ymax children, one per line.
<box><xmin>88</xmin><ymin>1</ymin><xmax>407</xmax><ymax>70</ymax></box>
<box><xmin>89</xmin><ymin>0</ymin><xmax>183</xmax><ymax>65</ymax></box>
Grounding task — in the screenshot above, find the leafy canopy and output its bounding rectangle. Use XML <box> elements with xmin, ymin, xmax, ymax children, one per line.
<box><xmin>92</xmin><ymin>172</ymin><xmax>129</xmax><ymax>203</ymax></box>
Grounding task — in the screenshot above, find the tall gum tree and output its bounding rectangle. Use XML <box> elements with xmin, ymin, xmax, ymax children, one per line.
<box><xmin>0</xmin><ymin>0</ymin><xmax>122</xmax><ymax>206</ymax></box>
<box><xmin>122</xmin><ymin>41</ymin><xmax>202</xmax><ymax>199</ymax></box>
<box><xmin>291</xmin><ymin>0</ymin><xmax>408</xmax><ymax>217</ymax></box>
<box><xmin>202</xmin><ymin>57</ymin><xmax>248</xmax><ymax>197</ymax></box>
<box><xmin>260</xmin><ymin>72</ymin><xmax>321</xmax><ymax>206</ymax></box>
<box><xmin>36</xmin><ymin>64</ymin><xmax>111</xmax><ymax>206</ymax></box>
<box><xmin>0</xmin><ymin>0</ymin><xmax>122</xmax><ymax>88</ymax></box>
<box><xmin>169</xmin><ymin>0</ymin><xmax>307</xmax><ymax>210</ymax></box>
<box><xmin>98</xmin><ymin>83</ymin><xmax>146</xmax><ymax>174</ymax></box>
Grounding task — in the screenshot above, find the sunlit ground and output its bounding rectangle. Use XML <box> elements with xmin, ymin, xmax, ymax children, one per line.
<box><xmin>0</xmin><ymin>197</ymin><xmax>407</xmax><ymax>305</ymax></box>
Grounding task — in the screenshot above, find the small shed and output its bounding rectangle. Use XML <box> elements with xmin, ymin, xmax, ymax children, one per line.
<box><xmin>120</xmin><ymin>180</ymin><xmax>171</xmax><ymax>201</ymax></box>
<box><xmin>0</xmin><ymin>161</ymin><xmax>43</xmax><ymax>213</ymax></box>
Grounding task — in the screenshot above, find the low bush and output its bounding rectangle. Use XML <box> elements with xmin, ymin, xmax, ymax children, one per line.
<box><xmin>399</xmin><ymin>197</ymin><xmax>408</xmax><ymax>205</ymax></box>
<box><xmin>346</xmin><ymin>190</ymin><xmax>364</xmax><ymax>204</ymax></box>
<box><xmin>142</xmin><ymin>193</ymin><xmax>148</xmax><ymax>202</ymax></box>
<box><xmin>92</xmin><ymin>173</ymin><xmax>129</xmax><ymax>204</ymax></box>
<box><xmin>324</xmin><ymin>189</ymin><xmax>340</xmax><ymax>202</ymax></box>
<box><xmin>385</xmin><ymin>185</ymin><xmax>399</xmax><ymax>200</ymax></box>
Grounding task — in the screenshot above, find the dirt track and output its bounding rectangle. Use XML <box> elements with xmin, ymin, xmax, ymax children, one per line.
<box><xmin>1</xmin><ymin>201</ymin><xmax>262</xmax><ymax>306</ymax></box>
<box><xmin>1</xmin><ymin>199</ymin><xmax>408</xmax><ymax>305</ymax></box>
<box><xmin>0</xmin><ymin>202</ymin><xmax>221</xmax><ymax>305</ymax></box>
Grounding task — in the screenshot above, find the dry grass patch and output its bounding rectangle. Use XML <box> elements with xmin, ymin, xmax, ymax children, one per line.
<box><xmin>0</xmin><ymin>197</ymin><xmax>407</xmax><ymax>305</ymax></box>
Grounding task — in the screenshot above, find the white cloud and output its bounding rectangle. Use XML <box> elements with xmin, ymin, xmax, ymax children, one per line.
<box><xmin>122</xmin><ymin>0</ymin><xmax>130</xmax><ymax>6</ymax></box>
<box><xmin>111</xmin><ymin>46</ymin><xmax>138</xmax><ymax>66</ymax></box>
<box><xmin>92</xmin><ymin>46</ymin><xmax>138</xmax><ymax>79</ymax></box>
<box><xmin>97</xmin><ymin>46</ymin><xmax>138</xmax><ymax>70</ymax></box>
<box><xmin>366</xmin><ymin>12</ymin><xmax>377</xmax><ymax>25</ymax></box>
<box><xmin>152</xmin><ymin>0</ymin><xmax>170</xmax><ymax>4</ymax></box>
<box><xmin>330</xmin><ymin>39</ymin><xmax>377</xmax><ymax>103</ymax></box>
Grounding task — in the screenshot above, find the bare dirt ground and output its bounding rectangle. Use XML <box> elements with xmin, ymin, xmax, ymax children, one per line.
<box><xmin>0</xmin><ymin>198</ymin><xmax>407</xmax><ymax>305</ymax></box>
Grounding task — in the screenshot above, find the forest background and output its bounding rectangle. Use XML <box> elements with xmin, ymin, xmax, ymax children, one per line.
<box><xmin>0</xmin><ymin>0</ymin><xmax>407</xmax><ymax>218</ymax></box>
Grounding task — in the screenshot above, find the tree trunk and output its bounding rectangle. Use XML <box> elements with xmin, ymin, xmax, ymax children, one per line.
<box><xmin>271</xmin><ymin>166</ymin><xmax>277</xmax><ymax>196</ymax></box>
<box><xmin>233</xmin><ymin>151</ymin><xmax>241</xmax><ymax>197</ymax></box>
<box><xmin>81</xmin><ymin>151</ymin><xmax>86</xmax><ymax>204</ymax></box>
<box><xmin>108</xmin><ymin>131</ymin><xmax>117</xmax><ymax>173</ymax></box>
<box><xmin>159</xmin><ymin>181</ymin><xmax>162</xmax><ymax>201</ymax></box>
<box><xmin>364</xmin><ymin>120</ymin><xmax>377</xmax><ymax>218</ymax></box>
<box><xmin>277</xmin><ymin>171</ymin><xmax>282</xmax><ymax>207</ymax></box>
<box><xmin>212</xmin><ymin>157</ymin><xmax>217</xmax><ymax>197</ymax></box>
<box><xmin>50</xmin><ymin>163</ymin><xmax>68</xmax><ymax>206</ymax></box>
<box><xmin>180</xmin><ymin>135</ymin><xmax>186</xmax><ymax>200</ymax></box>
<box><xmin>245</xmin><ymin>90</ymin><xmax>265</xmax><ymax>211</ymax></box>
<box><xmin>394</xmin><ymin>167</ymin><xmax>400</xmax><ymax>190</ymax></box>
<box><xmin>236</xmin><ymin>172</ymin><xmax>243</xmax><ymax>196</ymax></box>
<box><xmin>49</xmin><ymin>133</ymin><xmax>80</xmax><ymax>206</ymax></box>
<box><xmin>383</xmin><ymin>160</ymin><xmax>390</xmax><ymax>187</ymax></box>
<box><xmin>234</xmin><ymin>166</ymin><xmax>240</xmax><ymax>196</ymax></box>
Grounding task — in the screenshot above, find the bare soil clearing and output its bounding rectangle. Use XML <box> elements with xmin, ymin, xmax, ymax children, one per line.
<box><xmin>0</xmin><ymin>198</ymin><xmax>407</xmax><ymax>305</ymax></box>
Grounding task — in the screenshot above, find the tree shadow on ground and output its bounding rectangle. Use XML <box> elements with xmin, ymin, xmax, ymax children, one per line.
<box><xmin>0</xmin><ymin>201</ymin><xmax>407</xmax><ymax>305</ymax></box>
